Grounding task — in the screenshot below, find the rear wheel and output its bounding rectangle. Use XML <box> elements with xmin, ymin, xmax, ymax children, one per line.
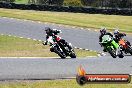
<box><xmin>108</xmin><ymin>48</ymin><xmax>117</xmax><ymax>58</ymax></box>
<box><xmin>70</xmin><ymin>52</ymin><xmax>76</xmax><ymax>58</ymax></box>
<box><xmin>127</xmin><ymin>46</ymin><xmax>132</xmax><ymax>55</ymax></box>
<box><xmin>69</xmin><ymin>48</ymin><xmax>76</xmax><ymax>58</ymax></box>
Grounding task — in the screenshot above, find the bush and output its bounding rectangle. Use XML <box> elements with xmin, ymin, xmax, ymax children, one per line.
<box><xmin>0</xmin><ymin>0</ymin><xmax>15</xmax><ymax>2</ymax></box>
<box><xmin>36</xmin><ymin>0</ymin><xmax>64</xmax><ymax>5</ymax></box>
<box><xmin>63</xmin><ymin>0</ymin><xmax>82</xmax><ymax>6</ymax></box>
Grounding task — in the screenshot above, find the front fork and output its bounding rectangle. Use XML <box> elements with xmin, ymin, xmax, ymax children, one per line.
<box><xmin>111</xmin><ymin>40</ymin><xmax>119</xmax><ymax>49</ymax></box>
<box><xmin>111</xmin><ymin>40</ymin><xmax>122</xmax><ymax>55</ymax></box>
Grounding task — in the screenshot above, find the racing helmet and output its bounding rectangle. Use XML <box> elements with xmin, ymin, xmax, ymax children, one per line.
<box><xmin>114</xmin><ymin>29</ymin><xmax>119</xmax><ymax>35</ymax></box>
<box><xmin>45</xmin><ymin>27</ymin><xmax>52</xmax><ymax>34</ymax></box>
<box><xmin>100</xmin><ymin>28</ymin><xmax>106</xmax><ymax>35</ymax></box>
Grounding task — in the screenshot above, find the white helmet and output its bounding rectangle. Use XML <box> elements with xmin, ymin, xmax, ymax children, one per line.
<box><xmin>114</xmin><ymin>29</ymin><xmax>119</xmax><ymax>35</ymax></box>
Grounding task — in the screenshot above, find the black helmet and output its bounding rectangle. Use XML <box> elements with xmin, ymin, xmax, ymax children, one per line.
<box><xmin>45</xmin><ymin>27</ymin><xmax>52</xmax><ymax>34</ymax></box>
<box><xmin>100</xmin><ymin>28</ymin><xmax>106</xmax><ymax>35</ymax></box>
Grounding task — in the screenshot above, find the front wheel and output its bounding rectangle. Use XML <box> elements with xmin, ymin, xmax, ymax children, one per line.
<box><xmin>118</xmin><ymin>54</ymin><xmax>124</xmax><ymax>58</ymax></box>
<box><xmin>118</xmin><ymin>51</ymin><xmax>124</xmax><ymax>58</ymax></box>
<box><xmin>54</xmin><ymin>47</ymin><xmax>66</xmax><ymax>59</ymax></box>
<box><xmin>117</xmin><ymin>47</ymin><xmax>124</xmax><ymax>58</ymax></box>
<box><xmin>108</xmin><ymin>48</ymin><xmax>117</xmax><ymax>58</ymax></box>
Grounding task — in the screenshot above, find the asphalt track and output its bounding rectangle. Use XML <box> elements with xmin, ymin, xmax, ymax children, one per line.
<box><xmin>0</xmin><ymin>17</ymin><xmax>132</xmax><ymax>80</ymax></box>
<box><xmin>0</xmin><ymin>56</ymin><xmax>132</xmax><ymax>80</ymax></box>
<box><xmin>1</xmin><ymin>17</ymin><xmax>132</xmax><ymax>52</ymax></box>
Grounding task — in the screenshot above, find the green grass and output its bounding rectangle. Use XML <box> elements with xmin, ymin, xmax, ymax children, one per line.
<box><xmin>0</xmin><ymin>8</ymin><xmax>132</xmax><ymax>33</ymax></box>
<box><xmin>0</xmin><ymin>35</ymin><xmax>97</xmax><ymax>57</ymax></box>
<box><xmin>0</xmin><ymin>79</ymin><xmax>132</xmax><ymax>88</ymax></box>
<box><xmin>14</xmin><ymin>0</ymin><xmax>28</xmax><ymax>4</ymax></box>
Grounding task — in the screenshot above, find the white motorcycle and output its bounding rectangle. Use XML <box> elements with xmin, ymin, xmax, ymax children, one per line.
<box><xmin>43</xmin><ymin>35</ymin><xmax>76</xmax><ymax>59</ymax></box>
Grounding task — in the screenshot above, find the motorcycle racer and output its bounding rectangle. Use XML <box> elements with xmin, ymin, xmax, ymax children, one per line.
<box><xmin>113</xmin><ymin>29</ymin><xmax>131</xmax><ymax>46</ymax></box>
<box><xmin>44</xmin><ymin>27</ymin><xmax>61</xmax><ymax>45</ymax></box>
<box><xmin>44</xmin><ymin>27</ymin><xmax>72</xmax><ymax>50</ymax></box>
<box><xmin>99</xmin><ymin>28</ymin><xmax>113</xmax><ymax>42</ymax></box>
<box><xmin>43</xmin><ymin>27</ymin><xmax>76</xmax><ymax>58</ymax></box>
<box><xmin>99</xmin><ymin>28</ymin><xmax>124</xmax><ymax>58</ymax></box>
<box><xmin>99</xmin><ymin>28</ymin><xmax>113</xmax><ymax>52</ymax></box>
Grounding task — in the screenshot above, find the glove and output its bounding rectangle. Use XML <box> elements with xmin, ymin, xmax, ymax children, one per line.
<box><xmin>42</xmin><ymin>41</ymin><xmax>47</xmax><ymax>45</ymax></box>
<box><xmin>103</xmin><ymin>48</ymin><xmax>107</xmax><ymax>52</ymax></box>
<box><xmin>99</xmin><ymin>43</ymin><xmax>103</xmax><ymax>47</ymax></box>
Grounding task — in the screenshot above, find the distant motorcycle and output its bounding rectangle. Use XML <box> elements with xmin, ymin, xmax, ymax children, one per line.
<box><xmin>100</xmin><ymin>35</ymin><xmax>124</xmax><ymax>58</ymax></box>
<box><xmin>119</xmin><ymin>38</ymin><xmax>132</xmax><ymax>55</ymax></box>
<box><xmin>43</xmin><ymin>35</ymin><xmax>76</xmax><ymax>59</ymax></box>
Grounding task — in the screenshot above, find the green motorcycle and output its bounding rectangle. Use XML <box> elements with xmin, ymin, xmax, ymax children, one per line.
<box><xmin>100</xmin><ymin>35</ymin><xmax>124</xmax><ymax>58</ymax></box>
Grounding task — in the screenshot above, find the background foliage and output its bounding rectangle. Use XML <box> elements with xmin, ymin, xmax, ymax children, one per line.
<box><xmin>0</xmin><ymin>0</ymin><xmax>132</xmax><ymax>8</ymax></box>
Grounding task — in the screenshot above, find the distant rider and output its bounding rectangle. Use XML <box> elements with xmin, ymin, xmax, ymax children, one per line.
<box><xmin>113</xmin><ymin>29</ymin><xmax>131</xmax><ymax>46</ymax></box>
<box><xmin>99</xmin><ymin>28</ymin><xmax>113</xmax><ymax>52</ymax></box>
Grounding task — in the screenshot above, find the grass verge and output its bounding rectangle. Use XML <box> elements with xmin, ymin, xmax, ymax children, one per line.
<box><xmin>14</xmin><ymin>0</ymin><xmax>28</xmax><ymax>4</ymax></box>
<box><xmin>0</xmin><ymin>8</ymin><xmax>132</xmax><ymax>33</ymax></box>
<box><xmin>0</xmin><ymin>79</ymin><xmax>132</xmax><ymax>88</ymax></box>
<box><xmin>0</xmin><ymin>35</ymin><xmax>97</xmax><ymax>57</ymax></box>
